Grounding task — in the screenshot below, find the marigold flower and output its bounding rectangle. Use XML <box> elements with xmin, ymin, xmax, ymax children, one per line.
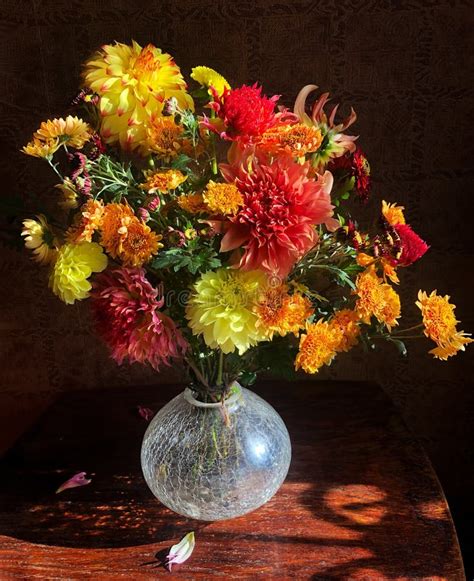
<box><xmin>256</xmin><ymin>284</ymin><xmax>313</xmax><ymax>338</ymax></box>
<box><xmin>354</xmin><ymin>267</ymin><xmax>401</xmax><ymax>330</ymax></box>
<box><xmin>382</xmin><ymin>200</ymin><xmax>405</xmax><ymax>226</ymax></box>
<box><xmin>21</xmin><ymin>215</ymin><xmax>57</xmax><ymax>264</ymax></box>
<box><xmin>295</xmin><ymin>320</ymin><xmax>343</xmax><ymax>374</ymax></box>
<box><xmin>34</xmin><ymin>116</ymin><xmax>91</xmax><ymax>149</ymax></box>
<box><xmin>22</xmin><ymin>138</ymin><xmax>60</xmax><ymax>159</ymax></box>
<box><xmin>186</xmin><ymin>268</ymin><xmax>268</xmax><ymax>354</ymax></box>
<box><xmin>177</xmin><ymin>193</ymin><xmax>208</xmax><ymax>214</ymax></box>
<box><xmin>146</xmin><ymin>116</ymin><xmax>189</xmax><ymax>160</ymax></box>
<box><xmin>416</xmin><ymin>290</ymin><xmax>473</xmax><ymax>359</ymax></box>
<box><xmin>83</xmin><ymin>41</ymin><xmax>193</xmax><ymax>151</ymax></box>
<box><xmin>191</xmin><ymin>66</ymin><xmax>230</xmax><ymax>96</ymax></box>
<box><xmin>67</xmin><ymin>199</ymin><xmax>104</xmax><ymax>243</ymax></box>
<box><xmin>203</xmin><ymin>181</ymin><xmax>243</xmax><ymax>215</ymax></box>
<box><xmin>49</xmin><ymin>242</ymin><xmax>107</xmax><ymax>304</ymax></box>
<box><xmin>259</xmin><ymin>123</ymin><xmax>323</xmax><ymax>157</ymax></box>
<box><xmin>141</xmin><ymin>169</ymin><xmax>187</xmax><ymax>193</ymax></box>
<box><xmin>330</xmin><ymin>309</ymin><xmax>360</xmax><ymax>352</ymax></box>
<box><xmin>100</xmin><ymin>203</ymin><xmax>162</xmax><ymax>266</ymax></box>
<box><xmin>91</xmin><ymin>267</ymin><xmax>187</xmax><ymax>370</ymax></box>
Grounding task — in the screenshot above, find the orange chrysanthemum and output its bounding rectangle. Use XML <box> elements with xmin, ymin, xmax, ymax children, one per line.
<box><xmin>67</xmin><ymin>199</ymin><xmax>105</xmax><ymax>243</ymax></box>
<box><xmin>416</xmin><ymin>290</ymin><xmax>473</xmax><ymax>359</ymax></box>
<box><xmin>203</xmin><ymin>181</ymin><xmax>243</xmax><ymax>215</ymax></box>
<box><xmin>100</xmin><ymin>203</ymin><xmax>162</xmax><ymax>266</ymax></box>
<box><xmin>146</xmin><ymin>116</ymin><xmax>189</xmax><ymax>160</ymax></box>
<box><xmin>177</xmin><ymin>193</ymin><xmax>208</xmax><ymax>214</ymax></box>
<box><xmin>141</xmin><ymin>169</ymin><xmax>187</xmax><ymax>193</ymax></box>
<box><xmin>259</xmin><ymin>123</ymin><xmax>323</xmax><ymax>157</ymax></box>
<box><xmin>34</xmin><ymin>116</ymin><xmax>91</xmax><ymax>149</ymax></box>
<box><xmin>330</xmin><ymin>309</ymin><xmax>360</xmax><ymax>352</ymax></box>
<box><xmin>22</xmin><ymin>138</ymin><xmax>60</xmax><ymax>159</ymax></box>
<box><xmin>256</xmin><ymin>284</ymin><xmax>313</xmax><ymax>338</ymax></box>
<box><xmin>382</xmin><ymin>200</ymin><xmax>405</xmax><ymax>226</ymax></box>
<box><xmin>295</xmin><ymin>320</ymin><xmax>343</xmax><ymax>374</ymax></box>
<box><xmin>354</xmin><ymin>267</ymin><xmax>401</xmax><ymax>330</ymax></box>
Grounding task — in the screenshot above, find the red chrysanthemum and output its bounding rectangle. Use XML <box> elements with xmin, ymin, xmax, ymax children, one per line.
<box><xmin>90</xmin><ymin>267</ymin><xmax>187</xmax><ymax>370</ymax></box>
<box><xmin>220</xmin><ymin>154</ymin><xmax>339</xmax><ymax>276</ymax></box>
<box><xmin>209</xmin><ymin>84</ymin><xmax>280</xmax><ymax>142</ymax></box>
<box><xmin>352</xmin><ymin>148</ymin><xmax>371</xmax><ymax>202</ymax></box>
<box><xmin>394</xmin><ymin>224</ymin><xmax>429</xmax><ymax>266</ymax></box>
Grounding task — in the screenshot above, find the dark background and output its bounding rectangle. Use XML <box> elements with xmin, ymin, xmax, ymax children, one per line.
<box><xmin>1</xmin><ymin>0</ymin><xmax>473</xmax><ymax>571</ymax></box>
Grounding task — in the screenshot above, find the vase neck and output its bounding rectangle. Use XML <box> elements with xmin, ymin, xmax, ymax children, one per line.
<box><xmin>184</xmin><ymin>382</ymin><xmax>242</xmax><ymax>409</ymax></box>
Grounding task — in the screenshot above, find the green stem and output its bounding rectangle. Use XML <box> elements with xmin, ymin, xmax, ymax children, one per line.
<box><xmin>210</xmin><ymin>110</ymin><xmax>218</xmax><ymax>176</ymax></box>
<box><xmin>392</xmin><ymin>323</ymin><xmax>423</xmax><ymax>335</ymax></box>
<box><xmin>216</xmin><ymin>350</ymin><xmax>224</xmax><ymax>387</ymax></box>
<box><xmin>186</xmin><ymin>356</ymin><xmax>209</xmax><ymax>390</ymax></box>
<box><xmin>47</xmin><ymin>159</ymin><xmax>63</xmax><ymax>181</ymax></box>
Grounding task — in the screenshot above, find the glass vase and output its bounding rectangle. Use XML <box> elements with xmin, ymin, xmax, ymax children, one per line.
<box><xmin>140</xmin><ymin>382</ymin><xmax>291</xmax><ymax>521</ymax></box>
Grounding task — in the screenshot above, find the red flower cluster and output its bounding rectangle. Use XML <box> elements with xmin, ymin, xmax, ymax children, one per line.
<box><xmin>393</xmin><ymin>224</ymin><xmax>429</xmax><ymax>267</ymax></box>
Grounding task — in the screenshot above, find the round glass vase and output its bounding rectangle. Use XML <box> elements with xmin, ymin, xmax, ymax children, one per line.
<box><xmin>140</xmin><ymin>382</ymin><xmax>291</xmax><ymax>521</ymax></box>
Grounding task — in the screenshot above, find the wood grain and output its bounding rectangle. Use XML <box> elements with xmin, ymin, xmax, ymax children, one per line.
<box><xmin>0</xmin><ymin>381</ymin><xmax>465</xmax><ymax>579</ymax></box>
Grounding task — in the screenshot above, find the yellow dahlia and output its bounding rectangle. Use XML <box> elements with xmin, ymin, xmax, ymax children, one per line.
<box><xmin>295</xmin><ymin>320</ymin><xmax>343</xmax><ymax>374</ymax></box>
<box><xmin>49</xmin><ymin>242</ymin><xmax>107</xmax><ymax>304</ymax></box>
<box><xmin>34</xmin><ymin>116</ymin><xmax>91</xmax><ymax>149</ymax></box>
<box><xmin>21</xmin><ymin>215</ymin><xmax>57</xmax><ymax>264</ymax></box>
<box><xmin>191</xmin><ymin>66</ymin><xmax>230</xmax><ymax>96</ymax></box>
<box><xmin>186</xmin><ymin>268</ymin><xmax>268</xmax><ymax>354</ymax></box>
<box><xmin>140</xmin><ymin>169</ymin><xmax>187</xmax><ymax>193</ymax></box>
<box><xmin>100</xmin><ymin>203</ymin><xmax>162</xmax><ymax>266</ymax></box>
<box><xmin>256</xmin><ymin>284</ymin><xmax>313</xmax><ymax>338</ymax></box>
<box><xmin>259</xmin><ymin>123</ymin><xmax>323</xmax><ymax>157</ymax></box>
<box><xmin>83</xmin><ymin>41</ymin><xmax>193</xmax><ymax>151</ymax></box>
<box><xmin>416</xmin><ymin>290</ymin><xmax>473</xmax><ymax>359</ymax></box>
<box><xmin>354</xmin><ymin>267</ymin><xmax>401</xmax><ymax>330</ymax></box>
<box><xmin>55</xmin><ymin>178</ymin><xmax>79</xmax><ymax>209</ymax></box>
<box><xmin>67</xmin><ymin>199</ymin><xmax>104</xmax><ymax>243</ymax></box>
<box><xmin>330</xmin><ymin>309</ymin><xmax>361</xmax><ymax>352</ymax></box>
<box><xmin>382</xmin><ymin>200</ymin><xmax>405</xmax><ymax>226</ymax></box>
<box><xmin>22</xmin><ymin>138</ymin><xmax>59</xmax><ymax>159</ymax></box>
<box><xmin>177</xmin><ymin>193</ymin><xmax>208</xmax><ymax>214</ymax></box>
<box><xmin>203</xmin><ymin>181</ymin><xmax>243</xmax><ymax>215</ymax></box>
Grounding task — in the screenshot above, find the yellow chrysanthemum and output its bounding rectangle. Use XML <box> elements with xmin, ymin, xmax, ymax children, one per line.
<box><xmin>354</xmin><ymin>267</ymin><xmax>401</xmax><ymax>330</ymax></box>
<box><xmin>83</xmin><ymin>41</ymin><xmax>193</xmax><ymax>151</ymax></box>
<box><xmin>177</xmin><ymin>193</ymin><xmax>208</xmax><ymax>214</ymax></box>
<box><xmin>55</xmin><ymin>178</ymin><xmax>79</xmax><ymax>209</ymax></box>
<box><xmin>295</xmin><ymin>320</ymin><xmax>343</xmax><ymax>374</ymax></box>
<box><xmin>256</xmin><ymin>284</ymin><xmax>313</xmax><ymax>338</ymax></box>
<box><xmin>22</xmin><ymin>138</ymin><xmax>59</xmax><ymax>159</ymax></box>
<box><xmin>100</xmin><ymin>203</ymin><xmax>162</xmax><ymax>266</ymax></box>
<box><xmin>21</xmin><ymin>215</ymin><xmax>57</xmax><ymax>265</ymax></box>
<box><xmin>191</xmin><ymin>66</ymin><xmax>230</xmax><ymax>96</ymax></box>
<box><xmin>259</xmin><ymin>123</ymin><xmax>323</xmax><ymax>157</ymax></box>
<box><xmin>416</xmin><ymin>290</ymin><xmax>473</xmax><ymax>359</ymax></box>
<box><xmin>34</xmin><ymin>116</ymin><xmax>91</xmax><ymax>149</ymax></box>
<box><xmin>203</xmin><ymin>181</ymin><xmax>244</xmax><ymax>215</ymax></box>
<box><xmin>140</xmin><ymin>169</ymin><xmax>187</xmax><ymax>193</ymax></box>
<box><xmin>382</xmin><ymin>200</ymin><xmax>405</xmax><ymax>226</ymax></box>
<box><xmin>67</xmin><ymin>199</ymin><xmax>105</xmax><ymax>243</ymax></box>
<box><xmin>186</xmin><ymin>268</ymin><xmax>268</xmax><ymax>355</ymax></box>
<box><xmin>49</xmin><ymin>242</ymin><xmax>107</xmax><ymax>304</ymax></box>
<box><xmin>330</xmin><ymin>309</ymin><xmax>361</xmax><ymax>352</ymax></box>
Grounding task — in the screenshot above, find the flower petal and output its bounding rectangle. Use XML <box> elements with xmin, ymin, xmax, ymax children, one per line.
<box><xmin>56</xmin><ymin>471</ymin><xmax>91</xmax><ymax>494</ymax></box>
<box><xmin>166</xmin><ymin>531</ymin><xmax>195</xmax><ymax>571</ymax></box>
<box><xmin>137</xmin><ymin>405</ymin><xmax>154</xmax><ymax>422</ymax></box>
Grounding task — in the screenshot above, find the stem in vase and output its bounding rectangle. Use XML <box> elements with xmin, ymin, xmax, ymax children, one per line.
<box><xmin>216</xmin><ymin>350</ymin><xmax>224</xmax><ymax>387</ymax></box>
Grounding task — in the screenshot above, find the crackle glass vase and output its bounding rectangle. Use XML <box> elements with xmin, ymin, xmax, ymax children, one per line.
<box><xmin>140</xmin><ymin>383</ymin><xmax>291</xmax><ymax>521</ymax></box>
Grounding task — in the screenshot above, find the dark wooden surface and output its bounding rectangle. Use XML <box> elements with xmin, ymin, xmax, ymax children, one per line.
<box><xmin>0</xmin><ymin>381</ymin><xmax>465</xmax><ymax>580</ymax></box>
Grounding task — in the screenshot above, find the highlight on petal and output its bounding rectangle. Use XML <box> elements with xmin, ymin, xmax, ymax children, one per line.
<box><xmin>138</xmin><ymin>405</ymin><xmax>154</xmax><ymax>422</ymax></box>
<box><xmin>166</xmin><ymin>531</ymin><xmax>195</xmax><ymax>571</ymax></box>
<box><xmin>56</xmin><ymin>471</ymin><xmax>92</xmax><ymax>494</ymax></box>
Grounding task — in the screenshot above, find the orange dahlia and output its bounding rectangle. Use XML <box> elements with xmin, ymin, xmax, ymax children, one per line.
<box><xmin>295</xmin><ymin>320</ymin><xmax>343</xmax><ymax>374</ymax></box>
<box><xmin>100</xmin><ymin>203</ymin><xmax>162</xmax><ymax>266</ymax></box>
<box><xmin>83</xmin><ymin>41</ymin><xmax>193</xmax><ymax>151</ymax></box>
<box><xmin>256</xmin><ymin>284</ymin><xmax>313</xmax><ymax>338</ymax></box>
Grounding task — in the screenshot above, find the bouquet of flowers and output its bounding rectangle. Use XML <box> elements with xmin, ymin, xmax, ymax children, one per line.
<box><xmin>21</xmin><ymin>41</ymin><xmax>472</xmax><ymax>401</ymax></box>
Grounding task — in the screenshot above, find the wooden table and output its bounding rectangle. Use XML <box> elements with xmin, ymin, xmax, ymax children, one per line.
<box><xmin>0</xmin><ymin>381</ymin><xmax>465</xmax><ymax>580</ymax></box>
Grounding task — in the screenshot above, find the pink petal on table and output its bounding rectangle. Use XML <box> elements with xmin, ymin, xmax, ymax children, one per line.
<box><xmin>166</xmin><ymin>531</ymin><xmax>195</xmax><ymax>571</ymax></box>
<box><xmin>137</xmin><ymin>405</ymin><xmax>154</xmax><ymax>422</ymax></box>
<box><xmin>55</xmin><ymin>472</ymin><xmax>92</xmax><ymax>494</ymax></box>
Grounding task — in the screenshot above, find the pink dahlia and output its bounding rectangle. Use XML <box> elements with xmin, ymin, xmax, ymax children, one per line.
<box><xmin>394</xmin><ymin>224</ymin><xmax>429</xmax><ymax>266</ymax></box>
<box><xmin>208</xmin><ymin>84</ymin><xmax>280</xmax><ymax>142</ymax></box>
<box><xmin>220</xmin><ymin>154</ymin><xmax>339</xmax><ymax>276</ymax></box>
<box><xmin>90</xmin><ymin>267</ymin><xmax>187</xmax><ymax>370</ymax></box>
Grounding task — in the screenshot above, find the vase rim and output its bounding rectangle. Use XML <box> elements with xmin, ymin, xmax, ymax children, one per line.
<box><xmin>184</xmin><ymin>382</ymin><xmax>242</xmax><ymax>408</ymax></box>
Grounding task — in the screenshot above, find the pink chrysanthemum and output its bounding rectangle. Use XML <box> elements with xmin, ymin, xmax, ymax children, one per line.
<box><xmin>220</xmin><ymin>153</ymin><xmax>339</xmax><ymax>276</ymax></box>
<box><xmin>90</xmin><ymin>267</ymin><xmax>187</xmax><ymax>370</ymax></box>
<box><xmin>394</xmin><ymin>224</ymin><xmax>429</xmax><ymax>267</ymax></box>
<box><xmin>208</xmin><ymin>84</ymin><xmax>280</xmax><ymax>142</ymax></box>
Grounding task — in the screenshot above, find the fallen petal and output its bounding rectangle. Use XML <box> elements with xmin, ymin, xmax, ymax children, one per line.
<box><xmin>56</xmin><ymin>471</ymin><xmax>91</xmax><ymax>494</ymax></box>
<box><xmin>166</xmin><ymin>531</ymin><xmax>195</xmax><ymax>571</ymax></box>
<box><xmin>137</xmin><ymin>405</ymin><xmax>154</xmax><ymax>422</ymax></box>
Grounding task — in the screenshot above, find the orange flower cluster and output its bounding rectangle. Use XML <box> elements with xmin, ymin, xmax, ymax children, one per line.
<box><xmin>256</xmin><ymin>285</ymin><xmax>313</xmax><ymax>338</ymax></box>
<box><xmin>140</xmin><ymin>169</ymin><xmax>187</xmax><ymax>193</ymax></box>
<box><xmin>177</xmin><ymin>193</ymin><xmax>208</xmax><ymax>214</ymax></box>
<box><xmin>354</xmin><ymin>267</ymin><xmax>401</xmax><ymax>330</ymax></box>
<box><xmin>295</xmin><ymin>320</ymin><xmax>343</xmax><ymax>374</ymax></box>
<box><xmin>259</xmin><ymin>123</ymin><xmax>323</xmax><ymax>157</ymax></box>
<box><xmin>67</xmin><ymin>199</ymin><xmax>104</xmax><ymax>243</ymax></box>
